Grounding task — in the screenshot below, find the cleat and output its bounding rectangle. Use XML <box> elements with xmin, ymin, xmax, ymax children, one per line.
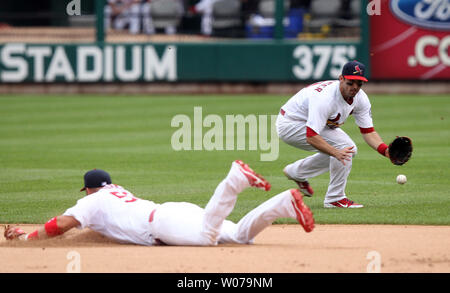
<box><xmin>283</xmin><ymin>168</ymin><xmax>314</xmax><ymax>197</ymax></box>
<box><xmin>324</xmin><ymin>198</ymin><xmax>364</xmax><ymax>208</ymax></box>
<box><xmin>234</xmin><ymin>160</ymin><xmax>271</xmax><ymax>191</ymax></box>
<box><xmin>290</xmin><ymin>189</ymin><xmax>315</xmax><ymax>232</ymax></box>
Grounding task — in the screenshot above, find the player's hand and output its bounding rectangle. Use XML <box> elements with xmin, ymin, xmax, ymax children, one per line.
<box><xmin>3</xmin><ymin>225</ymin><xmax>27</xmax><ymax>240</ymax></box>
<box><xmin>334</xmin><ymin>146</ymin><xmax>355</xmax><ymax>165</ymax></box>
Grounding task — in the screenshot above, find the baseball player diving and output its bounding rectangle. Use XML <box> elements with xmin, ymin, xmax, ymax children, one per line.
<box><xmin>4</xmin><ymin>160</ymin><xmax>314</xmax><ymax>245</ymax></box>
<box><xmin>277</xmin><ymin>60</ymin><xmax>412</xmax><ymax>208</ymax></box>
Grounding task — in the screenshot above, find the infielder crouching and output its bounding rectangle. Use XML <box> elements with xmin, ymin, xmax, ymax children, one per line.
<box><xmin>277</xmin><ymin>60</ymin><xmax>392</xmax><ymax>208</ymax></box>
<box><xmin>4</xmin><ymin>160</ymin><xmax>314</xmax><ymax>245</ymax></box>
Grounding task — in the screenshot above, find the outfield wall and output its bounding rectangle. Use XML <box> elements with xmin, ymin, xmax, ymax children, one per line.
<box><xmin>0</xmin><ymin>41</ymin><xmax>447</xmax><ymax>95</ymax></box>
<box><xmin>0</xmin><ymin>0</ymin><xmax>448</xmax><ymax>94</ymax></box>
<box><xmin>0</xmin><ymin>42</ymin><xmax>361</xmax><ymax>83</ymax></box>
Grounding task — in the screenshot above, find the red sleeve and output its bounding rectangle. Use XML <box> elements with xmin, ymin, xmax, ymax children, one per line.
<box><xmin>377</xmin><ymin>143</ymin><xmax>389</xmax><ymax>157</ymax></box>
<box><xmin>306</xmin><ymin>127</ymin><xmax>318</xmax><ymax>137</ymax></box>
<box><xmin>359</xmin><ymin>127</ymin><xmax>375</xmax><ymax>134</ymax></box>
<box><xmin>44</xmin><ymin>217</ymin><xmax>63</xmax><ymax>237</ymax></box>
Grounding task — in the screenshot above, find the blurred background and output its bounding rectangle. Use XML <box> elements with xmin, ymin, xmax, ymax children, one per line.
<box><xmin>0</xmin><ymin>0</ymin><xmax>448</xmax><ymax>94</ymax></box>
<box><xmin>0</xmin><ymin>0</ymin><xmax>361</xmax><ymax>41</ymax></box>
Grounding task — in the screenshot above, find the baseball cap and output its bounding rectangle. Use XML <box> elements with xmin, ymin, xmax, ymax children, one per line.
<box><xmin>80</xmin><ymin>169</ymin><xmax>112</xmax><ymax>191</ymax></box>
<box><xmin>342</xmin><ymin>60</ymin><xmax>368</xmax><ymax>82</ymax></box>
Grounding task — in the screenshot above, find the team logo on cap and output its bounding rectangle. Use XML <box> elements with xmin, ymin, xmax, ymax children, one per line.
<box><xmin>353</xmin><ymin>65</ymin><xmax>363</xmax><ymax>75</ymax></box>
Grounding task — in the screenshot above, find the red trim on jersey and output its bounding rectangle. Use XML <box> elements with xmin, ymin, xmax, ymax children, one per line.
<box><xmin>306</xmin><ymin>127</ymin><xmax>318</xmax><ymax>137</ymax></box>
<box><xmin>149</xmin><ymin>209</ymin><xmax>156</xmax><ymax>223</ymax></box>
<box><xmin>359</xmin><ymin>127</ymin><xmax>375</xmax><ymax>134</ymax></box>
<box><xmin>27</xmin><ymin>230</ymin><xmax>39</xmax><ymax>240</ymax></box>
<box><xmin>44</xmin><ymin>217</ymin><xmax>63</xmax><ymax>237</ymax></box>
<box><xmin>377</xmin><ymin>143</ymin><xmax>389</xmax><ymax>157</ymax></box>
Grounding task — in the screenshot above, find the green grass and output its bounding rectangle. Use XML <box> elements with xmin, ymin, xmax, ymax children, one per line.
<box><xmin>0</xmin><ymin>94</ymin><xmax>449</xmax><ymax>225</ymax></box>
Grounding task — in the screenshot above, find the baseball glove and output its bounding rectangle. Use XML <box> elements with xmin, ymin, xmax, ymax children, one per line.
<box><xmin>388</xmin><ymin>136</ymin><xmax>413</xmax><ymax>166</ymax></box>
<box><xmin>3</xmin><ymin>225</ymin><xmax>26</xmax><ymax>240</ymax></box>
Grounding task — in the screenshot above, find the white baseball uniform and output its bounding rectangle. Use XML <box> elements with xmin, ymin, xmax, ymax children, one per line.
<box><xmin>276</xmin><ymin>80</ymin><xmax>373</xmax><ymax>204</ymax></box>
<box><xmin>63</xmin><ymin>162</ymin><xmax>298</xmax><ymax>246</ymax></box>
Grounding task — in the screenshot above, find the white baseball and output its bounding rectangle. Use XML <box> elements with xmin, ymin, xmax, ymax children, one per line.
<box><xmin>396</xmin><ymin>174</ymin><xmax>407</xmax><ymax>184</ymax></box>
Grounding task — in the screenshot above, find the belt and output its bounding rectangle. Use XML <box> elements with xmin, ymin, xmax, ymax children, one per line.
<box><xmin>148</xmin><ymin>209</ymin><xmax>166</xmax><ymax>245</ymax></box>
<box><xmin>148</xmin><ymin>209</ymin><xmax>157</xmax><ymax>223</ymax></box>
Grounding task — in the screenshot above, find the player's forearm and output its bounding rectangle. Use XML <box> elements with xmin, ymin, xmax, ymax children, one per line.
<box><xmin>306</xmin><ymin>135</ymin><xmax>339</xmax><ymax>157</ymax></box>
<box><xmin>362</xmin><ymin>131</ymin><xmax>383</xmax><ymax>149</ymax></box>
<box><xmin>23</xmin><ymin>216</ymin><xmax>78</xmax><ymax>241</ymax></box>
<box><xmin>362</xmin><ymin>131</ymin><xmax>389</xmax><ymax>157</ymax></box>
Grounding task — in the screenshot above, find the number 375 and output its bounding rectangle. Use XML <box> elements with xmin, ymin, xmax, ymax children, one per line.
<box><xmin>292</xmin><ymin>45</ymin><xmax>356</xmax><ymax>80</ymax></box>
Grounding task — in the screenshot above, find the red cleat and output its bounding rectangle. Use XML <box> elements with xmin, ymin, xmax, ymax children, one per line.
<box><xmin>283</xmin><ymin>168</ymin><xmax>314</xmax><ymax>197</ymax></box>
<box><xmin>295</xmin><ymin>180</ymin><xmax>314</xmax><ymax>197</ymax></box>
<box><xmin>324</xmin><ymin>198</ymin><xmax>364</xmax><ymax>208</ymax></box>
<box><xmin>234</xmin><ymin>160</ymin><xmax>271</xmax><ymax>191</ymax></box>
<box><xmin>290</xmin><ymin>189</ymin><xmax>315</xmax><ymax>232</ymax></box>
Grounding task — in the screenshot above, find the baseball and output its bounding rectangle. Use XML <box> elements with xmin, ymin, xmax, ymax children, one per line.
<box><xmin>396</xmin><ymin>174</ymin><xmax>407</xmax><ymax>184</ymax></box>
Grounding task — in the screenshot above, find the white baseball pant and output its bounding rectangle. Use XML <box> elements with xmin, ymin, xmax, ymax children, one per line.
<box><xmin>149</xmin><ymin>162</ymin><xmax>297</xmax><ymax>246</ymax></box>
<box><xmin>276</xmin><ymin>113</ymin><xmax>357</xmax><ymax>204</ymax></box>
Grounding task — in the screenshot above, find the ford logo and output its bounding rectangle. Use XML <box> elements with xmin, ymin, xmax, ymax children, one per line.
<box><xmin>389</xmin><ymin>0</ymin><xmax>450</xmax><ymax>31</ymax></box>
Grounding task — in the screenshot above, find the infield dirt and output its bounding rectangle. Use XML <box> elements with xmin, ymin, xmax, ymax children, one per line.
<box><xmin>1</xmin><ymin>224</ymin><xmax>449</xmax><ymax>273</ymax></box>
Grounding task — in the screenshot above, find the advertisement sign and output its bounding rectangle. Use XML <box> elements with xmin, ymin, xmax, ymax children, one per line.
<box><xmin>370</xmin><ymin>0</ymin><xmax>449</xmax><ymax>80</ymax></box>
<box><xmin>0</xmin><ymin>42</ymin><xmax>360</xmax><ymax>83</ymax></box>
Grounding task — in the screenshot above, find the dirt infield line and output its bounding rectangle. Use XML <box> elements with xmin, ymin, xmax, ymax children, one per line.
<box><xmin>1</xmin><ymin>224</ymin><xmax>449</xmax><ymax>273</ymax></box>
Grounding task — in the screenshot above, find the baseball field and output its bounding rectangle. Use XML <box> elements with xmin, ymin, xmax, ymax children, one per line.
<box><xmin>1</xmin><ymin>93</ymin><xmax>449</xmax><ymax>273</ymax></box>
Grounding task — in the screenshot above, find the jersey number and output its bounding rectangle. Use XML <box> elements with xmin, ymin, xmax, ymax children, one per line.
<box><xmin>110</xmin><ymin>191</ymin><xmax>137</xmax><ymax>203</ymax></box>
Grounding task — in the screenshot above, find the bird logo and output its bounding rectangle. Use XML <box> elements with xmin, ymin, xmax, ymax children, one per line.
<box><xmin>326</xmin><ymin>113</ymin><xmax>342</xmax><ymax>129</ymax></box>
<box><xmin>353</xmin><ymin>65</ymin><xmax>363</xmax><ymax>75</ymax></box>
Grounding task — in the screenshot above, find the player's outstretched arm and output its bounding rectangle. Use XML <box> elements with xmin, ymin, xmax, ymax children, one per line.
<box><xmin>4</xmin><ymin>215</ymin><xmax>80</xmax><ymax>241</ymax></box>
<box><xmin>361</xmin><ymin>131</ymin><xmax>390</xmax><ymax>157</ymax></box>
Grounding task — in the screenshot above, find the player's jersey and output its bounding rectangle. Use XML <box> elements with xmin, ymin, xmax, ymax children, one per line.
<box><xmin>280</xmin><ymin>80</ymin><xmax>373</xmax><ymax>134</ymax></box>
<box><xmin>63</xmin><ymin>184</ymin><xmax>159</xmax><ymax>246</ymax></box>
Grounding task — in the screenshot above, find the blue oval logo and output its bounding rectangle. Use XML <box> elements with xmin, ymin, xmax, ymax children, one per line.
<box><xmin>389</xmin><ymin>0</ymin><xmax>450</xmax><ymax>31</ymax></box>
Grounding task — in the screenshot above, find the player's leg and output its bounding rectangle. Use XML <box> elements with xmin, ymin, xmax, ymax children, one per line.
<box><xmin>276</xmin><ymin>115</ymin><xmax>327</xmax><ymax>196</ymax></box>
<box><xmin>151</xmin><ymin>160</ymin><xmax>269</xmax><ymax>246</ymax></box>
<box><xmin>200</xmin><ymin>161</ymin><xmax>252</xmax><ymax>244</ymax></box>
<box><xmin>319</xmin><ymin>128</ymin><xmax>362</xmax><ymax>207</ymax></box>
<box><xmin>218</xmin><ymin>189</ymin><xmax>314</xmax><ymax>244</ymax></box>
<box><xmin>283</xmin><ymin>153</ymin><xmax>330</xmax><ymax>182</ymax></box>
<box><xmin>202</xmin><ymin>160</ymin><xmax>270</xmax><ymax>243</ymax></box>
<box><xmin>150</xmin><ymin>202</ymin><xmax>212</xmax><ymax>246</ymax></box>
